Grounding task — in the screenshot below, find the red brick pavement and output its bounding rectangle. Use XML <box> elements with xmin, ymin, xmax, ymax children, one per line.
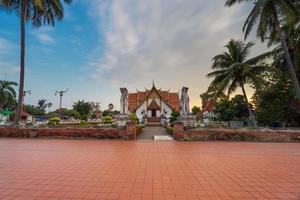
<box><xmin>0</xmin><ymin>139</ymin><xmax>299</xmax><ymax>200</ymax></box>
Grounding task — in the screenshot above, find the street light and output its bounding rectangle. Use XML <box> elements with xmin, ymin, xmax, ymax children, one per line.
<box><xmin>55</xmin><ymin>89</ymin><xmax>68</xmax><ymax>117</ymax></box>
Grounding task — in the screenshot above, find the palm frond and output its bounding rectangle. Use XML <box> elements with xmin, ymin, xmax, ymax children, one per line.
<box><xmin>225</xmin><ymin>0</ymin><xmax>252</xmax><ymax>7</ymax></box>
<box><xmin>243</xmin><ymin>0</ymin><xmax>269</xmax><ymax>40</ymax></box>
<box><xmin>245</xmin><ymin>50</ymin><xmax>274</xmax><ymax>65</ymax></box>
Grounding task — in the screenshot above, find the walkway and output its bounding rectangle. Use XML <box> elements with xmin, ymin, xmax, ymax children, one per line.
<box><xmin>137</xmin><ymin>126</ymin><xmax>167</xmax><ymax>140</ymax></box>
<box><xmin>0</xmin><ymin>139</ymin><xmax>300</xmax><ymax>199</ymax></box>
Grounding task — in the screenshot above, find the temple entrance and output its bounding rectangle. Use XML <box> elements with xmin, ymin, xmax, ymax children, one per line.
<box><xmin>151</xmin><ymin>109</ymin><xmax>156</xmax><ymax>117</ymax></box>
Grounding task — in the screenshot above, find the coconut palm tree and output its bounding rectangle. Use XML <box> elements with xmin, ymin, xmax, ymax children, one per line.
<box><xmin>272</xmin><ymin>25</ymin><xmax>300</xmax><ymax>78</ymax></box>
<box><xmin>0</xmin><ymin>80</ymin><xmax>18</xmax><ymax>110</ymax></box>
<box><xmin>207</xmin><ymin>39</ymin><xmax>270</xmax><ymax>127</ymax></box>
<box><xmin>225</xmin><ymin>0</ymin><xmax>300</xmax><ymax>102</ymax></box>
<box><xmin>0</xmin><ymin>0</ymin><xmax>72</xmax><ymax>122</ymax></box>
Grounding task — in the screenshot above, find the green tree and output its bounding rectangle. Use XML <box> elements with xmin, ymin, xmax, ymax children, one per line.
<box><xmin>48</xmin><ymin>108</ymin><xmax>80</xmax><ymax>119</ymax></box>
<box><xmin>207</xmin><ymin>39</ymin><xmax>269</xmax><ymax>127</ymax></box>
<box><xmin>213</xmin><ymin>99</ymin><xmax>234</xmax><ymax>121</ymax></box>
<box><xmin>272</xmin><ymin>25</ymin><xmax>300</xmax><ymax>79</ymax></box>
<box><xmin>252</xmin><ymin>72</ymin><xmax>300</xmax><ymax>127</ymax></box>
<box><xmin>23</xmin><ymin>104</ymin><xmax>45</xmax><ymax>116</ymax></box>
<box><xmin>191</xmin><ymin>106</ymin><xmax>201</xmax><ymax>115</ymax></box>
<box><xmin>102</xmin><ymin>110</ymin><xmax>110</xmax><ymax>117</ymax></box>
<box><xmin>46</xmin><ymin>102</ymin><xmax>53</xmax><ymax>112</ymax></box>
<box><xmin>0</xmin><ymin>80</ymin><xmax>17</xmax><ymax>110</ymax></box>
<box><xmin>0</xmin><ymin>0</ymin><xmax>72</xmax><ymax>122</ymax></box>
<box><xmin>73</xmin><ymin>100</ymin><xmax>93</xmax><ymax>117</ymax></box>
<box><xmin>225</xmin><ymin>0</ymin><xmax>300</xmax><ymax>102</ymax></box>
<box><xmin>213</xmin><ymin>95</ymin><xmax>249</xmax><ymax>121</ymax></box>
<box><xmin>37</xmin><ymin>99</ymin><xmax>47</xmax><ymax>110</ymax></box>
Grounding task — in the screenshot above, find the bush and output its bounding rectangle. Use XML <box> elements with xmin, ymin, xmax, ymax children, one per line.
<box><xmin>102</xmin><ymin>116</ymin><xmax>113</xmax><ymax>124</ymax></box>
<box><xmin>81</xmin><ymin>114</ymin><xmax>88</xmax><ymax>121</ymax></box>
<box><xmin>129</xmin><ymin>113</ymin><xmax>139</xmax><ymax>124</ymax></box>
<box><xmin>166</xmin><ymin>127</ymin><xmax>174</xmax><ymax>135</ymax></box>
<box><xmin>170</xmin><ymin>111</ymin><xmax>180</xmax><ymax>123</ymax></box>
<box><xmin>136</xmin><ymin>125</ymin><xmax>144</xmax><ymax>135</ymax></box>
<box><xmin>80</xmin><ymin>120</ymin><xmax>90</xmax><ymax>126</ymax></box>
<box><xmin>48</xmin><ymin>117</ymin><xmax>60</xmax><ymax>126</ymax></box>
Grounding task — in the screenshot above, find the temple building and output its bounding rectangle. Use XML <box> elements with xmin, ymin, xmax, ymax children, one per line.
<box><xmin>120</xmin><ymin>83</ymin><xmax>180</xmax><ymax>122</ymax></box>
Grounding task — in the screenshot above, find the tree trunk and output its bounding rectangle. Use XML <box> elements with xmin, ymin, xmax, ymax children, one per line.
<box><xmin>279</xmin><ymin>31</ymin><xmax>300</xmax><ymax>102</ymax></box>
<box><xmin>15</xmin><ymin>0</ymin><xmax>28</xmax><ymax>123</ymax></box>
<box><xmin>273</xmin><ymin>11</ymin><xmax>300</xmax><ymax>102</ymax></box>
<box><xmin>241</xmin><ymin>84</ymin><xmax>257</xmax><ymax>127</ymax></box>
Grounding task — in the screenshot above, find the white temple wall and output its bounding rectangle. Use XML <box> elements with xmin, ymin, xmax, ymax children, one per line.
<box><xmin>156</xmin><ymin>111</ymin><xmax>161</xmax><ymax>116</ymax></box>
<box><xmin>133</xmin><ymin>97</ymin><xmax>173</xmax><ymax>122</ymax></box>
<box><xmin>136</xmin><ymin>101</ymin><xmax>147</xmax><ymax>122</ymax></box>
<box><xmin>161</xmin><ymin>101</ymin><xmax>173</xmax><ymax>118</ymax></box>
<box><xmin>154</xmin><ymin>98</ymin><xmax>160</xmax><ymax>105</ymax></box>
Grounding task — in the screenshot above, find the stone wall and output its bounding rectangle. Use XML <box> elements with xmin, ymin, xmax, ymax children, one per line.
<box><xmin>173</xmin><ymin>122</ymin><xmax>300</xmax><ymax>142</ymax></box>
<box><xmin>125</xmin><ymin>122</ymin><xmax>136</xmax><ymax>140</ymax></box>
<box><xmin>0</xmin><ymin>126</ymin><xmax>133</xmax><ymax>139</ymax></box>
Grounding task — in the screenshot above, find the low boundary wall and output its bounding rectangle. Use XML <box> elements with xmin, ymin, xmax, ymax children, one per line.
<box><xmin>173</xmin><ymin>122</ymin><xmax>300</xmax><ymax>142</ymax></box>
<box><xmin>0</xmin><ymin>127</ymin><xmax>123</xmax><ymax>139</ymax></box>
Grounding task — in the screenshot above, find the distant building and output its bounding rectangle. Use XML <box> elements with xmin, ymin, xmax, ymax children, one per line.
<box><xmin>21</xmin><ymin>111</ymin><xmax>34</xmax><ymax>122</ymax></box>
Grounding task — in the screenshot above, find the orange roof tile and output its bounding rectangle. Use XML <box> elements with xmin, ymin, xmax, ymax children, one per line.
<box><xmin>128</xmin><ymin>85</ymin><xmax>179</xmax><ymax>112</ymax></box>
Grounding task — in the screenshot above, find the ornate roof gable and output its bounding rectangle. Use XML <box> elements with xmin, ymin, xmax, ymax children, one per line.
<box><xmin>135</xmin><ymin>83</ymin><xmax>174</xmax><ymax>112</ymax></box>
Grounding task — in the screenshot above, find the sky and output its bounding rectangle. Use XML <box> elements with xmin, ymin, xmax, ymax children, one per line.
<box><xmin>0</xmin><ymin>0</ymin><xmax>269</xmax><ymax>111</ymax></box>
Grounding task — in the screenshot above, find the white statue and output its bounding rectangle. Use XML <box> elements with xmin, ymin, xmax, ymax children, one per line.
<box><xmin>180</xmin><ymin>87</ymin><xmax>190</xmax><ymax>116</ymax></box>
<box><xmin>120</xmin><ymin>87</ymin><xmax>129</xmax><ymax>114</ymax></box>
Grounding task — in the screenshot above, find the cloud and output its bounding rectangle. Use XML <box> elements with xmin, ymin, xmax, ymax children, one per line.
<box><xmin>85</xmin><ymin>0</ymin><xmax>268</xmax><ymax>106</ymax></box>
<box><xmin>0</xmin><ymin>37</ymin><xmax>16</xmax><ymax>54</ymax></box>
<box><xmin>36</xmin><ymin>33</ymin><xmax>55</xmax><ymax>44</ymax></box>
<box><xmin>0</xmin><ymin>37</ymin><xmax>19</xmax><ymax>79</ymax></box>
<box><xmin>0</xmin><ymin>61</ymin><xmax>19</xmax><ymax>77</ymax></box>
<box><xmin>31</xmin><ymin>27</ymin><xmax>55</xmax><ymax>45</ymax></box>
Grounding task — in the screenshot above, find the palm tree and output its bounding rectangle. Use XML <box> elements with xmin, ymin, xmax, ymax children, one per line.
<box><xmin>46</xmin><ymin>102</ymin><xmax>53</xmax><ymax>113</ymax></box>
<box><xmin>0</xmin><ymin>80</ymin><xmax>18</xmax><ymax>110</ymax></box>
<box><xmin>207</xmin><ymin>39</ymin><xmax>270</xmax><ymax>127</ymax></box>
<box><xmin>272</xmin><ymin>24</ymin><xmax>300</xmax><ymax>78</ymax></box>
<box><xmin>0</xmin><ymin>0</ymin><xmax>72</xmax><ymax>122</ymax></box>
<box><xmin>225</xmin><ymin>0</ymin><xmax>300</xmax><ymax>102</ymax></box>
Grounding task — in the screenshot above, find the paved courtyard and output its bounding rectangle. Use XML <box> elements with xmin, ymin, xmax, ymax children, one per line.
<box><xmin>0</xmin><ymin>139</ymin><xmax>300</xmax><ymax>200</ymax></box>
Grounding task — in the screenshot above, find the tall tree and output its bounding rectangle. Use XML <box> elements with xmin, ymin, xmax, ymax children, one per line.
<box><xmin>252</xmin><ymin>71</ymin><xmax>300</xmax><ymax>127</ymax></box>
<box><xmin>213</xmin><ymin>95</ymin><xmax>249</xmax><ymax>121</ymax></box>
<box><xmin>0</xmin><ymin>0</ymin><xmax>72</xmax><ymax>122</ymax></box>
<box><xmin>73</xmin><ymin>100</ymin><xmax>93</xmax><ymax>117</ymax></box>
<box><xmin>0</xmin><ymin>80</ymin><xmax>17</xmax><ymax>110</ymax></box>
<box><xmin>191</xmin><ymin>106</ymin><xmax>201</xmax><ymax>115</ymax></box>
<box><xmin>207</xmin><ymin>39</ymin><xmax>269</xmax><ymax>127</ymax></box>
<box><xmin>37</xmin><ymin>99</ymin><xmax>47</xmax><ymax>110</ymax></box>
<box><xmin>46</xmin><ymin>102</ymin><xmax>53</xmax><ymax>112</ymax></box>
<box><xmin>272</xmin><ymin>24</ymin><xmax>300</xmax><ymax>79</ymax></box>
<box><xmin>225</xmin><ymin>0</ymin><xmax>300</xmax><ymax>102</ymax></box>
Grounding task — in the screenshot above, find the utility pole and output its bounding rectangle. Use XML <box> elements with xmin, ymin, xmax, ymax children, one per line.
<box><xmin>22</xmin><ymin>90</ymin><xmax>31</xmax><ymax>113</ymax></box>
<box><xmin>55</xmin><ymin>89</ymin><xmax>68</xmax><ymax>118</ymax></box>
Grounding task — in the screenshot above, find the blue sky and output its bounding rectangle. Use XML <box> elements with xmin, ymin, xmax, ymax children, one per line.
<box><xmin>0</xmin><ymin>0</ymin><xmax>268</xmax><ymax>111</ymax></box>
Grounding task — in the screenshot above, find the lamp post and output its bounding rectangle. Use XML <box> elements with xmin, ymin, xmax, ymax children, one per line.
<box><xmin>55</xmin><ymin>89</ymin><xmax>68</xmax><ymax>117</ymax></box>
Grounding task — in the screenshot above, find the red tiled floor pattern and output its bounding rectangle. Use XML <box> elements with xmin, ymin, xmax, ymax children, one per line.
<box><xmin>0</xmin><ymin>139</ymin><xmax>300</xmax><ymax>200</ymax></box>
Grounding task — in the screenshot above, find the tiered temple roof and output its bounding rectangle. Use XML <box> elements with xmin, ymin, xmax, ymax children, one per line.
<box><xmin>128</xmin><ymin>85</ymin><xmax>180</xmax><ymax>112</ymax></box>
